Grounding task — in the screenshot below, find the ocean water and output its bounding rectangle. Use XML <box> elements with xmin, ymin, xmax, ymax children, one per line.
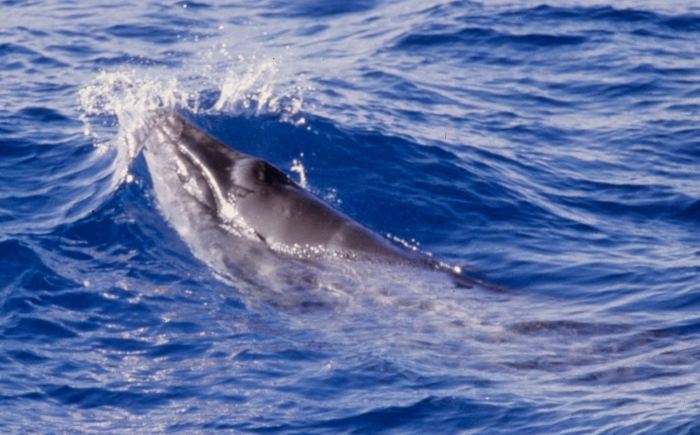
<box><xmin>2</xmin><ymin>0</ymin><xmax>700</xmax><ymax>433</ymax></box>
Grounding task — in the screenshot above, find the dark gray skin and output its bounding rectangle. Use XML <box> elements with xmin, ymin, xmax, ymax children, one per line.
<box><xmin>150</xmin><ymin>112</ymin><xmax>426</xmax><ymax>264</ymax></box>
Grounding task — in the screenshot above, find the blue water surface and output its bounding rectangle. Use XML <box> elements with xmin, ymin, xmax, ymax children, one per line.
<box><xmin>2</xmin><ymin>0</ymin><xmax>700</xmax><ymax>433</ymax></box>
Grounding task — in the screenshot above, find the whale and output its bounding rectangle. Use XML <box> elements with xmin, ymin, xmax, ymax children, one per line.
<box><xmin>133</xmin><ymin>111</ymin><xmax>431</xmax><ymax>267</ymax></box>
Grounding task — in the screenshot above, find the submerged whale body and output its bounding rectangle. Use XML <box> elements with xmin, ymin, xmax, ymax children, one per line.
<box><xmin>135</xmin><ymin>111</ymin><xmax>428</xmax><ymax>266</ymax></box>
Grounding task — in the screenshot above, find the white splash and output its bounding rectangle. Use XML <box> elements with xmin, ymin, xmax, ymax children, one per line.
<box><xmin>212</xmin><ymin>59</ymin><xmax>308</xmax><ymax>123</ymax></box>
<box><xmin>290</xmin><ymin>156</ymin><xmax>308</xmax><ymax>189</ymax></box>
<box><xmin>79</xmin><ymin>70</ymin><xmax>193</xmax><ymax>158</ymax></box>
<box><xmin>78</xmin><ymin>56</ymin><xmax>310</xmax><ymax>194</ymax></box>
<box><xmin>78</xmin><ymin>70</ymin><xmax>194</xmax><ymax>192</ymax></box>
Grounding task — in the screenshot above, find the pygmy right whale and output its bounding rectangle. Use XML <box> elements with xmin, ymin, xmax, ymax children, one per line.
<box><xmin>134</xmin><ymin>111</ymin><xmax>435</xmax><ymax>268</ymax></box>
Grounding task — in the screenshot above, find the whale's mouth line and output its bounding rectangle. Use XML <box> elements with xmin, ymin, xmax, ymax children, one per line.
<box><xmin>147</xmin><ymin>114</ymin><xmax>263</xmax><ymax>245</ymax></box>
<box><xmin>155</xmin><ymin>120</ymin><xmax>240</xmax><ymax>223</ymax></box>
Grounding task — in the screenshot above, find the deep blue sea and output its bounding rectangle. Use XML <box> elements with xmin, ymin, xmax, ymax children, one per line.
<box><xmin>2</xmin><ymin>0</ymin><xmax>700</xmax><ymax>433</ymax></box>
